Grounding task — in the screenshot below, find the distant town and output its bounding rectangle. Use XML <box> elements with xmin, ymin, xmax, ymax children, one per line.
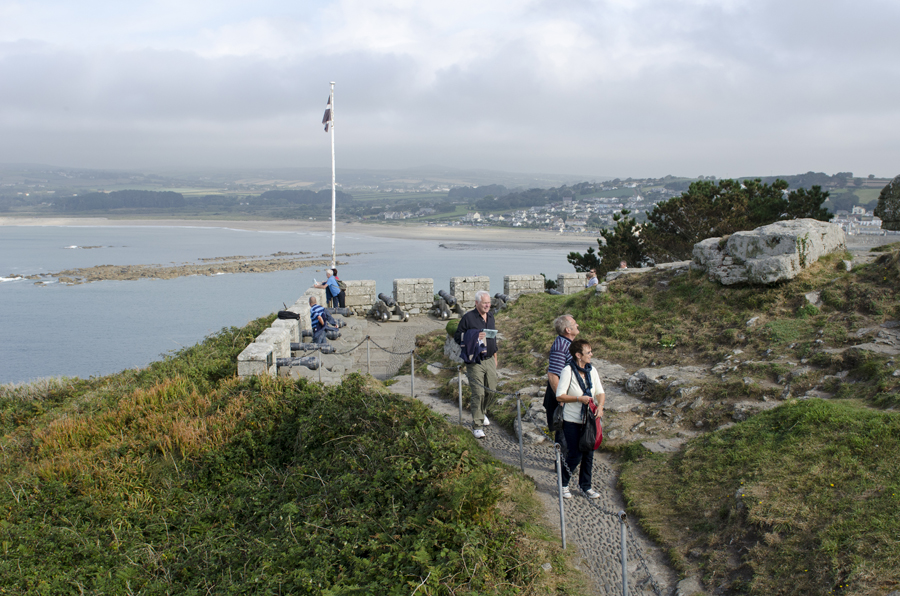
<box><xmin>0</xmin><ymin>164</ymin><xmax>895</xmax><ymax>237</ymax></box>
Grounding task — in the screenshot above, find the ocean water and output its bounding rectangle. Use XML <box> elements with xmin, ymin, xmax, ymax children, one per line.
<box><xmin>0</xmin><ymin>225</ymin><xmax>578</xmax><ymax>385</ymax></box>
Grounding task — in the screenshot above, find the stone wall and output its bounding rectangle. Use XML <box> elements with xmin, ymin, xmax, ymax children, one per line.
<box><xmin>237</xmin><ymin>343</ymin><xmax>275</xmax><ymax>377</ymax></box>
<box><xmin>344</xmin><ymin>279</ymin><xmax>376</xmax><ymax>315</ymax></box>
<box><xmin>271</xmin><ymin>318</ymin><xmax>299</xmax><ymax>344</ymax></box>
<box><xmin>393</xmin><ymin>278</ymin><xmax>434</xmax><ymax>314</ymax></box>
<box><xmin>503</xmin><ymin>274</ymin><xmax>545</xmax><ymax>299</ymax></box>
<box><xmin>303</xmin><ymin>287</ymin><xmax>327</xmax><ymax>308</ymax></box>
<box><xmin>289</xmin><ymin>299</ymin><xmax>312</xmax><ymax>333</ymax></box>
<box><xmin>449</xmin><ymin>276</ymin><xmax>490</xmax><ymax>309</ymax></box>
<box><xmin>556</xmin><ymin>273</ymin><xmax>586</xmax><ymax>294</ymax></box>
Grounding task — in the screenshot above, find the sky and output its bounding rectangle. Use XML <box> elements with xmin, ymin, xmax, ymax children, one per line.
<box><xmin>1</xmin><ymin>0</ymin><xmax>899</xmax><ymax>179</ymax></box>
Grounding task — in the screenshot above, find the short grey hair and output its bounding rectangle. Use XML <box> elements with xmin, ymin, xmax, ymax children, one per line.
<box><xmin>475</xmin><ymin>290</ymin><xmax>491</xmax><ymax>303</ymax></box>
<box><xmin>554</xmin><ymin>314</ymin><xmax>575</xmax><ymax>335</ymax></box>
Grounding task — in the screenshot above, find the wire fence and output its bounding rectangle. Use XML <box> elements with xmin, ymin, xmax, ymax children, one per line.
<box><xmin>281</xmin><ymin>330</ymin><xmax>664</xmax><ymax>596</ymax></box>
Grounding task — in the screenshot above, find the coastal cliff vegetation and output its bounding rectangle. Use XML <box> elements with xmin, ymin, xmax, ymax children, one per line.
<box><xmin>412</xmin><ymin>243</ymin><xmax>899</xmax><ymax>595</ymax></box>
<box><xmin>502</xmin><ymin>245</ymin><xmax>898</xmax><ymax>595</ymax></box>
<box><xmin>0</xmin><ymin>318</ymin><xmax>579</xmax><ymax>595</ymax></box>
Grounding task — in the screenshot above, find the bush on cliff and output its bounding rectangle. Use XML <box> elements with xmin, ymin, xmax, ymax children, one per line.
<box><xmin>0</xmin><ymin>319</ymin><xmax>571</xmax><ymax>595</ymax></box>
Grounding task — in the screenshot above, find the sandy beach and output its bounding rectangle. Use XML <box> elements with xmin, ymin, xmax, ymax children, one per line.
<box><xmin>0</xmin><ymin>216</ymin><xmax>593</xmax><ymax>250</ymax></box>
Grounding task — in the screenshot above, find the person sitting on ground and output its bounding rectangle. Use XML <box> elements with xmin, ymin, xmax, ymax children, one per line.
<box><xmin>314</xmin><ymin>269</ymin><xmax>346</xmax><ymax>308</ymax></box>
<box><xmin>309</xmin><ymin>296</ymin><xmax>327</xmax><ymax>344</ymax></box>
<box><xmin>585</xmin><ymin>269</ymin><xmax>599</xmax><ymax>288</ymax></box>
<box><xmin>555</xmin><ymin>339</ymin><xmax>605</xmax><ymax>499</ymax></box>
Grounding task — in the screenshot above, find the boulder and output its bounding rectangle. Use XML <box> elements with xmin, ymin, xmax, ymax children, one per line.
<box><xmin>692</xmin><ymin>219</ymin><xmax>846</xmax><ymax>285</ymax></box>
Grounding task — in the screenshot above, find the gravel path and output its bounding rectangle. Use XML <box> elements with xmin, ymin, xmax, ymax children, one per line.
<box><xmin>376</xmin><ymin>321</ymin><xmax>679</xmax><ymax>596</ymax></box>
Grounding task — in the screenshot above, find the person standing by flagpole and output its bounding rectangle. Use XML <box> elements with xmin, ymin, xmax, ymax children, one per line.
<box><xmin>322</xmin><ymin>82</ymin><xmax>336</xmax><ymax>268</ymax></box>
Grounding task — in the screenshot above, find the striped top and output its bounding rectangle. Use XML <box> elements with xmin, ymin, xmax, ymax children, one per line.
<box><xmin>548</xmin><ymin>335</ymin><xmax>572</xmax><ymax>377</ymax></box>
<box><xmin>310</xmin><ymin>303</ymin><xmax>326</xmax><ymax>332</ymax></box>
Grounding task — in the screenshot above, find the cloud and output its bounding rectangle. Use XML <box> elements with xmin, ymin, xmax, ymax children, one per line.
<box><xmin>1</xmin><ymin>0</ymin><xmax>899</xmax><ymax>177</ymax></box>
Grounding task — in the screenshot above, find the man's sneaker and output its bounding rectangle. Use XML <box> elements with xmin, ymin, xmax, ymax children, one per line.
<box><xmin>483</xmin><ymin>416</ymin><xmax>491</xmax><ymax>427</ymax></box>
<box><xmin>583</xmin><ymin>488</ymin><xmax>601</xmax><ymax>499</ymax></box>
<box><xmin>561</xmin><ymin>486</ymin><xmax>573</xmax><ymax>499</ymax></box>
<box><xmin>473</xmin><ymin>429</ymin><xmax>486</xmax><ymax>439</ymax></box>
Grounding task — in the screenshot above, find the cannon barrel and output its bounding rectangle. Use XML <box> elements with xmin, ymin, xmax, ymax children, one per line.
<box><xmin>326</xmin><ymin>307</ymin><xmax>354</xmax><ymax>317</ymax></box>
<box><xmin>291</xmin><ymin>342</ymin><xmax>336</xmax><ymax>354</ymax></box>
<box><xmin>494</xmin><ymin>293</ymin><xmax>510</xmax><ymax>302</ymax></box>
<box><xmin>377</xmin><ymin>293</ymin><xmax>396</xmax><ymax>307</ymax></box>
<box><xmin>276</xmin><ymin>356</ymin><xmax>320</xmax><ymax>370</ymax></box>
<box><xmin>545</xmin><ymin>288</ymin><xmax>562</xmax><ymax>295</ymax></box>
<box><xmin>437</xmin><ymin>289</ymin><xmax>457</xmax><ymax>307</ymax></box>
<box><xmin>301</xmin><ymin>328</ymin><xmax>341</xmax><ymax>339</ymax></box>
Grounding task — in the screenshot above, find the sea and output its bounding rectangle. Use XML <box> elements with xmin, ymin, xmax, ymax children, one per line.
<box><xmin>0</xmin><ymin>224</ymin><xmax>580</xmax><ymax>385</ymax></box>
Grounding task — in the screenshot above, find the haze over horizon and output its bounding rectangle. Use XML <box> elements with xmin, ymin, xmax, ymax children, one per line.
<box><xmin>2</xmin><ymin>1</ymin><xmax>898</xmax><ymax>180</ymax></box>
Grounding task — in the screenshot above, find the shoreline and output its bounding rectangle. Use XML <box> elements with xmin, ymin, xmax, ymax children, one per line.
<box><xmin>0</xmin><ymin>216</ymin><xmax>591</xmax><ymax>249</ymax></box>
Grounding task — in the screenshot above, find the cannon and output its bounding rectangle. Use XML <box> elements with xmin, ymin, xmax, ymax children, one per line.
<box><xmin>326</xmin><ymin>307</ymin><xmax>354</xmax><ymax>317</ymax></box>
<box><xmin>437</xmin><ymin>289</ymin><xmax>457</xmax><ymax>307</ymax></box>
<box><xmin>431</xmin><ymin>298</ymin><xmax>451</xmax><ymax>320</ymax></box>
<box><xmin>377</xmin><ymin>293</ymin><xmax>396</xmax><ymax>307</ymax></box>
<box><xmin>494</xmin><ymin>293</ymin><xmax>510</xmax><ymax>303</ymax></box>
<box><xmin>276</xmin><ymin>356</ymin><xmax>320</xmax><ymax>370</ymax></box>
<box><xmin>392</xmin><ymin>303</ymin><xmax>409</xmax><ymax>322</ymax></box>
<box><xmin>300</xmin><ymin>327</ymin><xmax>341</xmax><ymax>340</ymax></box>
<box><xmin>371</xmin><ymin>299</ymin><xmax>391</xmax><ymax>322</ymax></box>
<box><xmin>291</xmin><ymin>342</ymin><xmax>336</xmax><ymax>354</ymax></box>
<box><xmin>545</xmin><ymin>288</ymin><xmax>562</xmax><ymax>295</ymax></box>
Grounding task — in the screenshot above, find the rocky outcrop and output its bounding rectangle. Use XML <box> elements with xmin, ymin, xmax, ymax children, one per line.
<box><xmin>692</xmin><ymin>219</ymin><xmax>846</xmax><ymax>285</ymax></box>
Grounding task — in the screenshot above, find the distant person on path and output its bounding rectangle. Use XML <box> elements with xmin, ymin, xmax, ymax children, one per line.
<box><xmin>555</xmin><ymin>339</ymin><xmax>605</xmax><ymax>499</ymax></box>
<box><xmin>543</xmin><ymin>315</ymin><xmax>579</xmax><ymax>436</ymax></box>
<box><xmin>454</xmin><ymin>290</ymin><xmax>498</xmax><ymax>439</ymax></box>
<box><xmin>309</xmin><ymin>296</ymin><xmax>327</xmax><ymax>344</ymax></box>
<box><xmin>585</xmin><ymin>269</ymin><xmax>599</xmax><ymax>288</ymax></box>
<box><xmin>314</xmin><ymin>268</ymin><xmax>345</xmax><ymax>308</ymax></box>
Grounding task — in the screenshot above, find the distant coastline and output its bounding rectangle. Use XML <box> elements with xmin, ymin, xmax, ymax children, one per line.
<box><xmin>0</xmin><ymin>216</ymin><xmax>588</xmax><ymax>249</ymax></box>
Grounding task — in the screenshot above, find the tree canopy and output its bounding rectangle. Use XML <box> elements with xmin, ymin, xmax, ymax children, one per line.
<box><xmin>567</xmin><ymin>210</ymin><xmax>645</xmax><ymax>276</ymax></box>
<box><xmin>568</xmin><ymin>178</ymin><xmax>833</xmax><ymax>269</ymax></box>
<box><xmin>641</xmin><ymin>179</ymin><xmax>832</xmax><ymax>262</ymax></box>
<box><xmin>874</xmin><ymin>175</ymin><xmax>900</xmax><ymax>231</ymax></box>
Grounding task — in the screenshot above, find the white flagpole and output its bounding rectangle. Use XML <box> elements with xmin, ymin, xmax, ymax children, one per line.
<box><xmin>330</xmin><ymin>82</ymin><xmax>336</xmax><ymax>269</ymax></box>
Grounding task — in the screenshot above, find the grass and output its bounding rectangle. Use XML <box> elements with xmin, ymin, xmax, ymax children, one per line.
<box><xmin>619</xmin><ymin>399</ymin><xmax>900</xmax><ymax>595</ymax></box>
<box><xmin>0</xmin><ymin>318</ymin><xmax>587</xmax><ymax>596</ymax></box>
<box><xmin>475</xmin><ymin>247</ymin><xmax>899</xmax><ymax>595</ymax></box>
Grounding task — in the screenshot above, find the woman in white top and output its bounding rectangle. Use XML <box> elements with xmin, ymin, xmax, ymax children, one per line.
<box><xmin>555</xmin><ymin>339</ymin><xmax>605</xmax><ymax>499</ymax></box>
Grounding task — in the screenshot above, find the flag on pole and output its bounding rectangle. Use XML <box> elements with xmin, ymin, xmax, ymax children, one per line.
<box><xmin>322</xmin><ymin>95</ymin><xmax>332</xmax><ymax>132</ymax></box>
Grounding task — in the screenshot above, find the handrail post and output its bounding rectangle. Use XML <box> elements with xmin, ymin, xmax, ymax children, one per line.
<box><xmin>318</xmin><ymin>347</ymin><xmax>322</xmax><ymax>383</ymax></box>
<box><xmin>366</xmin><ymin>336</ymin><xmax>370</xmax><ymax>375</ymax></box>
<box><xmin>555</xmin><ymin>444</ymin><xmax>566</xmax><ymax>550</ymax></box>
<box><xmin>457</xmin><ymin>366</ymin><xmax>463</xmax><ymax>425</ymax></box>
<box><xmin>410</xmin><ymin>351</ymin><xmax>415</xmax><ymax>398</ymax></box>
<box><xmin>619</xmin><ymin>510</ymin><xmax>629</xmax><ymax>596</ymax></box>
<box><xmin>516</xmin><ymin>393</ymin><xmax>524</xmax><ymax>474</ymax></box>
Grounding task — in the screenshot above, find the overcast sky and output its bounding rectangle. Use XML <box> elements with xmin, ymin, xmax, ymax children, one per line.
<box><xmin>1</xmin><ymin>0</ymin><xmax>898</xmax><ymax>179</ymax></box>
